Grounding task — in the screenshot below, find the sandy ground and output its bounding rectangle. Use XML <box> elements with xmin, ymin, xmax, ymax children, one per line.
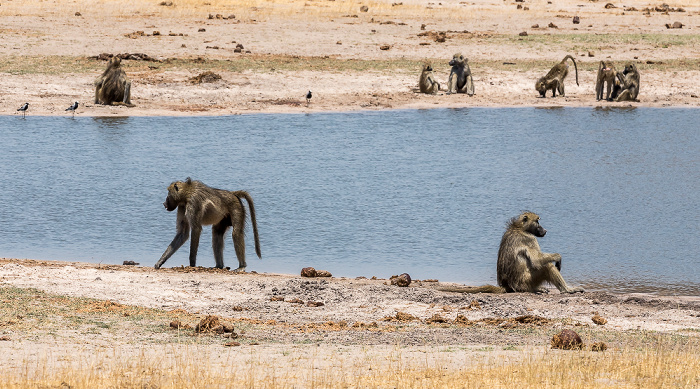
<box><xmin>0</xmin><ymin>258</ymin><xmax>698</xmax><ymax>377</ymax></box>
<box><xmin>0</xmin><ymin>0</ymin><xmax>698</xmax><ymax>116</ymax></box>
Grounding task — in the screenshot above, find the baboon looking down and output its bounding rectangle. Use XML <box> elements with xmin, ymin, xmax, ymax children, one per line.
<box><xmin>595</xmin><ymin>61</ymin><xmax>621</xmax><ymax>101</ymax></box>
<box><xmin>419</xmin><ymin>63</ymin><xmax>441</xmax><ymax>94</ymax></box>
<box><xmin>94</xmin><ymin>57</ymin><xmax>134</xmax><ymax>106</ymax></box>
<box><xmin>535</xmin><ymin>55</ymin><xmax>579</xmax><ymax>97</ymax></box>
<box><xmin>446</xmin><ymin>53</ymin><xmax>475</xmax><ymax>95</ymax></box>
<box><xmin>155</xmin><ymin>178</ymin><xmax>261</xmax><ymax>272</ymax></box>
<box><xmin>615</xmin><ymin>63</ymin><xmax>640</xmax><ymax>102</ymax></box>
<box><xmin>497</xmin><ymin>212</ymin><xmax>583</xmax><ymax>294</ymax></box>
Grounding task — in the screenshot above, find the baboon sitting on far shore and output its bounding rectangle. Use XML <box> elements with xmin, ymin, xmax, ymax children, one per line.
<box><xmin>419</xmin><ymin>63</ymin><xmax>441</xmax><ymax>94</ymax></box>
<box><xmin>595</xmin><ymin>60</ymin><xmax>621</xmax><ymax>101</ymax></box>
<box><xmin>155</xmin><ymin>178</ymin><xmax>261</xmax><ymax>272</ymax></box>
<box><xmin>446</xmin><ymin>53</ymin><xmax>475</xmax><ymax>95</ymax></box>
<box><xmin>94</xmin><ymin>57</ymin><xmax>134</xmax><ymax>106</ymax></box>
<box><xmin>497</xmin><ymin>212</ymin><xmax>584</xmax><ymax>294</ymax></box>
<box><xmin>535</xmin><ymin>55</ymin><xmax>579</xmax><ymax>97</ymax></box>
<box><xmin>615</xmin><ymin>63</ymin><xmax>640</xmax><ymax>102</ymax></box>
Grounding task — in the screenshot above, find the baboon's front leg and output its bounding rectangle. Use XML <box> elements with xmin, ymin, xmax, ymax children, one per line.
<box><xmin>155</xmin><ymin>209</ymin><xmax>189</xmax><ymax>269</ymax></box>
<box><xmin>447</xmin><ymin>73</ymin><xmax>456</xmax><ymax>94</ymax></box>
<box><xmin>123</xmin><ymin>80</ymin><xmax>132</xmax><ymax>104</ymax></box>
<box><xmin>189</xmin><ymin>225</ymin><xmax>202</xmax><ymax>267</ymax></box>
<box><xmin>546</xmin><ymin>264</ymin><xmax>584</xmax><ymax>294</ymax></box>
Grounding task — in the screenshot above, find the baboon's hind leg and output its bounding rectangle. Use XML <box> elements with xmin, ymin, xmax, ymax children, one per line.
<box><xmin>212</xmin><ymin>218</ymin><xmax>231</xmax><ymax>269</ymax></box>
<box><xmin>231</xmin><ymin>210</ymin><xmax>247</xmax><ymax>273</ymax></box>
<box><xmin>189</xmin><ymin>225</ymin><xmax>202</xmax><ymax>267</ymax></box>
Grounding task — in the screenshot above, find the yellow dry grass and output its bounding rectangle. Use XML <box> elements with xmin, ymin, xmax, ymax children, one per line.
<box><xmin>1</xmin><ymin>338</ymin><xmax>698</xmax><ymax>388</ymax></box>
<box><xmin>0</xmin><ymin>0</ymin><xmax>486</xmax><ymax>22</ymax></box>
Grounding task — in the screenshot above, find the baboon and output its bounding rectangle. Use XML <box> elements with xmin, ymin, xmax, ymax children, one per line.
<box><xmin>446</xmin><ymin>53</ymin><xmax>475</xmax><ymax>95</ymax></box>
<box><xmin>155</xmin><ymin>178</ymin><xmax>261</xmax><ymax>272</ymax></box>
<box><xmin>419</xmin><ymin>63</ymin><xmax>441</xmax><ymax>94</ymax></box>
<box><xmin>94</xmin><ymin>56</ymin><xmax>134</xmax><ymax>106</ymax></box>
<box><xmin>535</xmin><ymin>55</ymin><xmax>579</xmax><ymax>97</ymax></box>
<box><xmin>615</xmin><ymin>63</ymin><xmax>640</xmax><ymax>102</ymax></box>
<box><xmin>496</xmin><ymin>212</ymin><xmax>583</xmax><ymax>294</ymax></box>
<box><xmin>595</xmin><ymin>61</ymin><xmax>621</xmax><ymax>101</ymax></box>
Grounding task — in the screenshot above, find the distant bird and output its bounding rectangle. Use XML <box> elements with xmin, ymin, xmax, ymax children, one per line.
<box><xmin>17</xmin><ymin>102</ymin><xmax>29</xmax><ymax>118</ymax></box>
<box><xmin>305</xmin><ymin>90</ymin><xmax>312</xmax><ymax>105</ymax></box>
<box><xmin>66</xmin><ymin>101</ymin><xmax>79</xmax><ymax>116</ymax></box>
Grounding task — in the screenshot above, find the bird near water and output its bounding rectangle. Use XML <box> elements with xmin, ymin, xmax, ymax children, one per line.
<box><xmin>17</xmin><ymin>102</ymin><xmax>29</xmax><ymax>118</ymax></box>
<box><xmin>66</xmin><ymin>101</ymin><xmax>79</xmax><ymax>116</ymax></box>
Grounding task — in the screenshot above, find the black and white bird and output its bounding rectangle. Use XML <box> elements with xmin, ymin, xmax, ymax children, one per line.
<box><xmin>305</xmin><ymin>90</ymin><xmax>312</xmax><ymax>105</ymax></box>
<box><xmin>17</xmin><ymin>102</ymin><xmax>29</xmax><ymax>118</ymax></box>
<box><xmin>66</xmin><ymin>101</ymin><xmax>79</xmax><ymax>116</ymax></box>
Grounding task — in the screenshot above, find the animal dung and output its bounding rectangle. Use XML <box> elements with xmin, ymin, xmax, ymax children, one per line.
<box><xmin>390</xmin><ymin>273</ymin><xmax>411</xmax><ymax>287</ymax></box>
<box><xmin>300</xmin><ymin>267</ymin><xmax>332</xmax><ymax>277</ymax></box>
<box><xmin>592</xmin><ymin>313</ymin><xmax>608</xmax><ymax>325</ymax></box>
<box><xmin>551</xmin><ymin>329</ymin><xmax>583</xmax><ymax>350</ymax></box>
<box><xmin>665</xmin><ymin>22</ymin><xmax>683</xmax><ymax>29</ymax></box>
<box><xmin>573</xmin><ymin>16</ymin><xmax>580</xmax><ymax>24</ymax></box>
<box><xmin>122</xmin><ymin>260</ymin><xmax>139</xmax><ymax>266</ymax></box>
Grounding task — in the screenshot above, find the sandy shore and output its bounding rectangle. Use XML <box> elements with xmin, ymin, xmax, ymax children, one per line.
<box><xmin>0</xmin><ymin>258</ymin><xmax>698</xmax><ymax>375</ymax></box>
<box><xmin>0</xmin><ymin>0</ymin><xmax>698</xmax><ymax>117</ymax></box>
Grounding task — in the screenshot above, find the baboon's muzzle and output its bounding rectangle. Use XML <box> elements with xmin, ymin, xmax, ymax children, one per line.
<box><xmin>163</xmin><ymin>198</ymin><xmax>177</xmax><ymax>212</ymax></box>
<box><xmin>535</xmin><ymin>227</ymin><xmax>547</xmax><ymax>237</ymax></box>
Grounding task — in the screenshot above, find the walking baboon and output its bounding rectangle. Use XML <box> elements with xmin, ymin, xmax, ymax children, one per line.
<box><xmin>497</xmin><ymin>212</ymin><xmax>583</xmax><ymax>294</ymax></box>
<box><xmin>615</xmin><ymin>63</ymin><xmax>640</xmax><ymax>102</ymax></box>
<box><xmin>419</xmin><ymin>63</ymin><xmax>441</xmax><ymax>94</ymax></box>
<box><xmin>155</xmin><ymin>178</ymin><xmax>261</xmax><ymax>272</ymax></box>
<box><xmin>446</xmin><ymin>53</ymin><xmax>475</xmax><ymax>95</ymax></box>
<box><xmin>595</xmin><ymin>61</ymin><xmax>621</xmax><ymax>101</ymax></box>
<box><xmin>535</xmin><ymin>55</ymin><xmax>579</xmax><ymax>97</ymax></box>
<box><xmin>94</xmin><ymin>56</ymin><xmax>134</xmax><ymax>106</ymax></box>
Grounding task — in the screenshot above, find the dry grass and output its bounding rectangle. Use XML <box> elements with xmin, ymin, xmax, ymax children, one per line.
<box><xmin>0</xmin><ymin>338</ymin><xmax>697</xmax><ymax>388</ymax></box>
<box><xmin>0</xmin><ymin>0</ymin><xmax>481</xmax><ymax>21</ymax></box>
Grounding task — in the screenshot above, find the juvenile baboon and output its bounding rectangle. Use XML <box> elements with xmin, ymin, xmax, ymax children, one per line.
<box><xmin>94</xmin><ymin>56</ymin><xmax>134</xmax><ymax>106</ymax></box>
<box><xmin>446</xmin><ymin>53</ymin><xmax>475</xmax><ymax>95</ymax></box>
<box><xmin>155</xmin><ymin>178</ymin><xmax>261</xmax><ymax>272</ymax></box>
<box><xmin>595</xmin><ymin>61</ymin><xmax>621</xmax><ymax>101</ymax></box>
<box><xmin>419</xmin><ymin>63</ymin><xmax>441</xmax><ymax>94</ymax></box>
<box><xmin>615</xmin><ymin>63</ymin><xmax>640</xmax><ymax>102</ymax></box>
<box><xmin>535</xmin><ymin>55</ymin><xmax>579</xmax><ymax>97</ymax></box>
<box><xmin>496</xmin><ymin>212</ymin><xmax>584</xmax><ymax>294</ymax></box>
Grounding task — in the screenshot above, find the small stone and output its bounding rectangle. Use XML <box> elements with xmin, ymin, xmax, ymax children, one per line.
<box><xmin>531</xmin><ymin>24</ymin><xmax>539</xmax><ymax>28</ymax></box>
<box><xmin>390</xmin><ymin>273</ymin><xmax>411</xmax><ymax>287</ymax></box>
<box><xmin>519</xmin><ymin>31</ymin><xmax>528</xmax><ymax>36</ymax></box>
<box><xmin>315</xmin><ymin>270</ymin><xmax>332</xmax><ymax>277</ymax></box>
<box><xmin>75</xmin><ymin>11</ymin><xmax>82</xmax><ymax>16</ymax></box>
<box><xmin>591</xmin><ymin>342</ymin><xmax>607</xmax><ymax>352</ymax></box>
<box><xmin>123</xmin><ymin>260</ymin><xmax>139</xmax><ymax>266</ymax></box>
<box><xmin>588</xmin><ymin>51</ymin><xmax>595</xmax><ymax>57</ymax></box>
<box><xmin>573</xmin><ymin>16</ymin><xmax>580</xmax><ymax>24</ymax></box>
<box><xmin>301</xmin><ymin>267</ymin><xmax>317</xmax><ymax>277</ymax></box>
<box><xmin>224</xmin><ymin>341</ymin><xmax>241</xmax><ymax>347</ymax></box>
<box><xmin>380</xmin><ymin>45</ymin><xmax>391</xmax><ymax>50</ymax></box>
<box><xmin>360</xmin><ymin>5</ymin><xmax>369</xmax><ymax>12</ymax></box>
<box><xmin>198</xmin><ymin>28</ymin><xmax>206</xmax><ymax>32</ymax></box>
<box><xmin>548</xmin><ymin>22</ymin><xmax>558</xmax><ymax>28</ymax></box>
<box><xmin>307</xmin><ymin>301</ymin><xmax>325</xmax><ymax>307</ymax></box>
<box><xmin>592</xmin><ymin>314</ymin><xmax>607</xmax><ymax>325</ymax></box>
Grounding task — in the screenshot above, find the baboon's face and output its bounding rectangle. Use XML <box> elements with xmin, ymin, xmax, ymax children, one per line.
<box><xmin>535</xmin><ymin>78</ymin><xmax>547</xmax><ymax>95</ymax></box>
<box><xmin>424</xmin><ymin>64</ymin><xmax>433</xmax><ymax>72</ymax></box>
<box><xmin>623</xmin><ymin>64</ymin><xmax>636</xmax><ymax>74</ymax></box>
<box><xmin>110</xmin><ymin>57</ymin><xmax>121</xmax><ymax>68</ymax></box>
<box><xmin>449</xmin><ymin>54</ymin><xmax>464</xmax><ymax>67</ymax></box>
<box><xmin>521</xmin><ymin>213</ymin><xmax>547</xmax><ymax>237</ymax></box>
<box><xmin>163</xmin><ymin>181</ymin><xmax>184</xmax><ymax>211</ymax></box>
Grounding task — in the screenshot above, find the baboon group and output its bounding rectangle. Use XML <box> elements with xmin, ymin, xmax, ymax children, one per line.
<box><xmin>420</xmin><ymin>53</ymin><xmax>640</xmax><ymax>102</ymax></box>
<box><xmin>156</xmin><ymin>178</ymin><xmax>582</xmax><ymax>294</ymax></box>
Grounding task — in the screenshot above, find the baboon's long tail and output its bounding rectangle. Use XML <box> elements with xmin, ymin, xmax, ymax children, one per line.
<box><xmin>564</xmin><ymin>55</ymin><xmax>579</xmax><ymax>86</ymax></box>
<box><xmin>236</xmin><ymin>191</ymin><xmax>262</xmax><ymax>259</ymax></box>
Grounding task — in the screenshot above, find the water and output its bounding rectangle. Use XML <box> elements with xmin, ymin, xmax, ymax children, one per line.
<box><xmin>0</xmin><ymin>108</ymin><xmax>698</xmax><ymax>295</ymax></box>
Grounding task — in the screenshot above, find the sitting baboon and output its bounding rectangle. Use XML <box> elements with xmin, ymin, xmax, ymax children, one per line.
<box><xmin>419</xmin><ymin>63</ymin><xmax>441</xmax><ymax>94</ymax></box>
<box><xmin>535</xmin><ymin>55</ymin><xmax>579</xmax><ymax>97</ymax></box>
<box><xmin>615</xmin><ymin>63</ymin><xmax>640</xmax><ymax>102</ymax></box>
<box><xmin>446</xmin><ymin>53</ymin><xmax>475</xmax><ymax>95</ymax></box>
<box><xmin>496</xmin><ymin>212</ymin><xmax>584</xmax><ymax>294</ymax></box>
<box><xmin>94</xmin><ymin>56</ymin><xmax>134</xmax><ymax>106</ymax></box>
<box><xmin>595</xmin><ymin>61</ymin><xmax>621</xmax><ymax>101</ymax></box>
<box><xmin>155</xmin><ymin>178</ymin><xmax>261</xmax><ymax>272</ymax></box>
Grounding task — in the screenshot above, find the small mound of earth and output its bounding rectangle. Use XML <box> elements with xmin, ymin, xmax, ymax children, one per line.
<box><xmin>189</xmin><ymin>71</ymin><xmax>222</xmax><ymax>84</ymax></box>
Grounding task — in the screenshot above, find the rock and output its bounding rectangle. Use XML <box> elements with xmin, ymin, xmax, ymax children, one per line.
<box><xmin>270</xmin><ymin>296</ymin><xmax>284</xmax><ymax>301</ymax></box>
<box><xmin>360</xmin><ymin>5</ymin><xmax>369</xmax><ymax>12</ymax></box>
<box><xmin>301</xmin><ymin>267</ymin><xmax>317</xmax><ymax>277</ymax></box>
<box><xmin>189</xmin><ymin>71</ymin><xmax>222</xmax><ymax>84</ymax></box>
<box><xmin>390</xmin><ymin>273</ymin><xmax>411</xmax><ymax>287</ymax></box>
<box><xmin>531</xmin><ymin>24</ymin><xmax>539</xmax><ymax>28</ymax></box>
<box><xmin>123</xmin><ymin>260</ymin><xmax>139</xmax><ymax>266</ymax></box>
<box><xmin>548</xmin><ymin>22</ymin><xmax>558</xmax><ymax>28</ymax></box>
<box><xmin>315</xmin><ymin>270</ymin><xmax>332</xmax><ymax>277</ymax></box>
<box><xmin>0</xmin><ymin>336</ymin><xmax>11</xmax><ymax>341</ymax></box>
<box><xmin>170</xmin><ymin>320</ymin><xmax>182</xmax><ymax>329</ymax></box>
<box><xmin>519</xmin><ymin>31</ymin><xmax>528</xmax><ymax>36</ymax></box>
<box><xmin>573</xmin><ymin>16</ymin><xmax>580</xmax><ymax>24</ymax></box>
<box><xmin>286</xmin><ymin>298</ymin><xmax>304</xmax><ymax>304</ymax></box>
<box><xmin>75</xmin><ymin>12</ymin><xmax>82</xmax><ymax>16</ymax></box>
<box><xmin>591</xmin><ymin>342</ymin><xmax>607</xmax><ymax>352</ymax></box>
<box><xmin>425</xmin><ymin>314</ymin><xmax>449</xmax><ymax>324</ymax></box>
<box><xmin>604</xmin><ymin>3</ymin><xmax>616</xmax><ymax>8</ymax></box>
<box><xmin>588</xmin><ymin>51</ymin><xmax>595</xmax><ymax>57</ymax></box>
<box><xmin>224</xmin><ymin>341</ymin><xmax>241</xmax><ymax>347</ymax></box>
<box><xmin>665</xmin><ymin>22</ymin><xmax>683</xmax><ymax>29</ymax></box>
<box><xmin>551</xmin><ymin>329</ymin><xmax>584</xmax><ymax>350</ymax></box>
<box><xmin>307</xmin><ymin>301</ymin><xmax>325</xmax><ymax>307</ymax></box>
<box><xmin>380</xmin><ymin>45</ymin><xmax>391</xmax><ymax>50</ymax></box>
<box><xmin>198</xmin><ymin>28</ymin><xmax>206</xmax><ymax>32</ymax></box>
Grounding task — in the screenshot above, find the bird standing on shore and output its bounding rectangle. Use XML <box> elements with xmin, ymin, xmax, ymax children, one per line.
<box><xmin>305</xmin><ymin>90</ymin><xmax>312</xmax><ymax>106</ymax></box>
<box><xmin>66</xmin><ymin>101</ymin><xmax>79</xmax><ymax>116</ymax></box>
<box><xmin>17</xmin><ymin>102</ymin><xmax>29</xmax><ymax>118</ymax></box>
